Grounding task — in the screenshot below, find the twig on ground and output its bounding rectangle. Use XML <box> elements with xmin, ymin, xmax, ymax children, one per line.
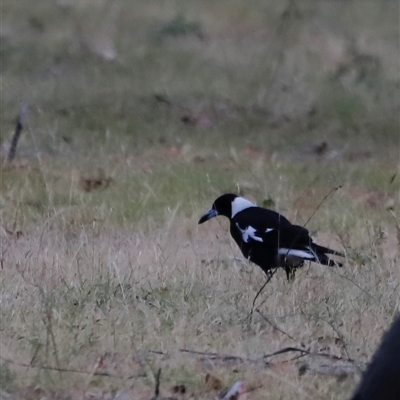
<box><xmin>334</xmin><ymin>270</ymin><xmax>378</xmax><ymax>303</ymax></box>
<box><xmin>179</xmin><ymin>349</ymin><xmax>257</xmax><ymax>364</ymax></box>
<box><xmin>0</xmin><ymin>356</ymin><xmax>142</xmax><ymax>380</ymax></box>
<box><xmin>300</xmin><ymin>186</ymin><xmax>342</xmax><ymax>232</ymax></box>
<box><xmin>324</xmin><ymin>307</ymin><xmax>362</xmax><ymax>373</ymax></box>
<box><xmin>179</xmin><ymin>346</ymin><xmax>360</xmax><ymax>369</ymax></box>
<box><xmin>248</xmin><ymin>268</ymin><xmax>277</xmax><ymax>323</ymax></box>
<box><xmin>262</xmin><ymin>347</ymin><xmax>308</xmax><ymax>360</ymax></box>
<box><xmin>255</xmin><ymin>309</ymin><xmax>296</xmax><ymax>341</ymax></box>
<box><xmin>154</xmin><ymin>368</ymin><xmax>161</xmax><ymax>399</ymax></box>
<box><xmin>149</xmin><ymin>367</ymin><xmax>178</xmax><ymax>400</ymax></box>
<box><xmin>8</xmin><ymin>105</ymin><xmax>26</xmax><ymax>162</ymax></box>
<box><xmin>43</xmin><ymin>306</ymin><xmax>61</xmax><ymax>372</ymax></box>
<box><xmin>299</xmin><ymin>363</ymin><xmax>357</xmax><ymax>378</ymax></box>
<box><xmin>262</xmin><ymin>346</ymin><xmax>359</xmax><ymax>365</ymax></box>
<box><xmin>299</xmin><ymin>308</ymin><xmax>363</xmax><ymax>373</ymax></box>
<box><xmin>149</xmin><ymin>350</ymin><xmax>167</xmax><ymax>356</ymax></box>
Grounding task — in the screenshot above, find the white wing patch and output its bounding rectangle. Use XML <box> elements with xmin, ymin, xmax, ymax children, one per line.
<box><xmin>278</xmin><ymin>248</ymin><xmax>314</xmax><ymax>259</ymax></box>
<box><xmin>265</xmin><ymin>228</ymin><xmax>274</xmax><ymax>233</ymax></box>
<box><xmin>231</xmin><ymin>197</ymin><xmax>256</xmax><ymax>218</ymax></box>
<box><xmin>236</xmin><ymin>223</ymin><xmax>263</xmax><ymax>243</ymax></box>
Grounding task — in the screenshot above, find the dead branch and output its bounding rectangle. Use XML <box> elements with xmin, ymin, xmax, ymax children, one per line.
<box><xmin>149</xmin><ymin>367</ymin><xmax>179</xmax><ymax>400</ymax></box>
<box><xmin>179</xmin><ymin>345</ymin><xmax>361</xmax><ymax>369</ymax></box>
<box><xmin>8</xmin><ymin>105</ymin><xmax>26</xmax><ymax>162</ymax></box>
<box><xmin>0</xmin><ymin>356</ymin><xmax>143</xmax><ymax>380</ymax></box>
<box><xmin>262</xmin><ymin>346</ymin><xmax>360</xmax><ymax>366</ymax></box>
<box><xmin>255</xmin><ymin>309</ymin><xmax>296</xmax><ymax>341</ymax></box>
<box><xmin>299</xmin><ymin>363</ymin><xmax>357</xmax><ymax>378</ymax></box>
<box><xmin>249</xmin><ymin>268</ymin><xmax>278</xmax><ymax>321</ymax></box>
<box><xmin>179</xmin><ymin>349</ymin><xmax>258</xmax><ymax>364</ymax></box>
<box><xmin>262</xmin><ymin>346</ymin><xmax>308</xmax><ymax>360</ymax></box>
<box><xmin>149</xmin><ymin>350</ymin><xmax>167</xmax><ymax>356</ymax></box>
<box><xmin>43</xmin><ymin>306</ymin><xmax>61</xmax><ymax>372</ymax></box>
<box><xmin>155</xmin><ymin>368</ymin><xmax>161</xmax><ymax>398</ymax></box>
<box><xmin>299</xmin><ymin>308</ymin><xmax>362</xmax><ymax>373</ymax></box>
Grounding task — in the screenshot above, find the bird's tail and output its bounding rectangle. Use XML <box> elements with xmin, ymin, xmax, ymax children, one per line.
<box><xmin>314</xmin><ymin>244</ymin><xmax>344</xmax><ymax>257</ymax></box>
<box><xmin>312</xmin><ymin>244</ymin><xmax>344</xmax><ymax>267</ymax></box>
<box><xmin>315</xmin><ymin>254</ymin><xmax>343</xmax><ymax>267</ymax></box>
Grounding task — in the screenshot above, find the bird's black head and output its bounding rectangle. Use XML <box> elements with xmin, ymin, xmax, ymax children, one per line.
<box><xmin>198</xmin><ymin>194</ymin><xmax>254</xmax><ymax>224</ymax></box>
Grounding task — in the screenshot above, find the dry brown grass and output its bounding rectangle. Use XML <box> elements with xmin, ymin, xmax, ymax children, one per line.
<box><xmin>1</xmin><ymin>0</ymin><xmax>399</xmax><ymax>398</ymax></box>
<box><xmin>1</xmin><ymin>151</ymin><xmax>399</xmax><ymax>399</ymax></box>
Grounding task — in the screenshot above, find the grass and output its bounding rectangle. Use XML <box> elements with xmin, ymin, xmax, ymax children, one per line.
<box><xmin>1</xmin><ymin>0</ymin><xmax>399</xmax><ymax>399</ymax></box>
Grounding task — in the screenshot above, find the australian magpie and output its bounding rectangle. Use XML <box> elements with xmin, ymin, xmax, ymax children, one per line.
<box><xmin>198</xmin><ymin>193</ymin><xmax>344</xmax><ymax>280</ymax></box>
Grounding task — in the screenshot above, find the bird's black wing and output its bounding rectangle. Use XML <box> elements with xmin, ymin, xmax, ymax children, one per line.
<box><xmin>230</xmin><ymin>209</ymin><xmax>308</xmax><ymax>272</ymax></box>
<box><xmin>231</xmin><ymin>209</ymin><xmax>342</xmax><ymax>271</ymax></box>
<box><xmin>232</xmin><ymin>208</ymin><xmax>309</xmax><ymax>247</ymax></box>
<box><xmin>233</xmin><ymin>207</ymin><xmax>293</xmax><ymax>228</ymax></box>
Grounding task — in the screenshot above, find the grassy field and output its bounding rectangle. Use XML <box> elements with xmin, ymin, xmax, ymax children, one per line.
<box><xmin>1</xmin><ymin>0</ymin><xmax>399</xmax><ymax>399</ymax></box>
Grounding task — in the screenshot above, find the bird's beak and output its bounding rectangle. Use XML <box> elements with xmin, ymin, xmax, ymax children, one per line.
<box><xmin>198</xmin><ymin>207</ymin><xmax>218</xmax><ymax>224</ymax></box>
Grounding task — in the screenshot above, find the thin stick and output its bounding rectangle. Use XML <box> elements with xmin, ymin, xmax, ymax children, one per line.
<box><xmin>299</xmin><ymin>363</ymin><xmax>357</xmax><ymax>377</ymax></box>
<box><xmin>255</xmin><ymin>309</ymin><xmax>295</xmax><ymax>341</ymax></box>
<box><xmin>8</xmin><ymin>105</ymin><xmax>26</xmax><ymax>162</ymax></box>
<box><xmin>252</xmin><ymin>186</ymin><xmax>342</xmax><ymax>320</ymax></box>
<box><xmin>45</xmin><ymin>307</ymin><xmax>61</xmax><ymax>372</ymax></box>
<box><xmin>261</xmin><ymin>346</ymin><xmax>357</xmax><ymax>364</ymax></box>
<box><xmin>179</xmin><ymin>349</ymin><xmax>256</xmax><ymax>364</ymax></box>
<box><xmin>178</xmin><ymin>346</ymin><xmax>360</xmax><ymax>366</ymax></box>
<box><xmin>154</xmin><ymin>368</ymin><xmax>161</xmax><ymax>398</ymax></box>
<box><xmin>284</xmin><ymin>185</ymin><xmax>342</xmax><ymax>259</ymax></box>
<box><xmin>263</xmin><ymin>346</ymin><xmax>308</xmax><ymax>360</ymax></box>
<box><xmin>248</xmin><ymin>269</ymin><xmax>277</xmax><ymax>323</ymax></box>
<box><xmin>320</xmin><ymin>307</ymin><xmax>362</xmax><ymax>373</ymax></box>
<box><xmin>303</xmin><ymin>185</ymin><xmax>342</xmax><ymax>230</ymax></box>
<box><xmin>0</xmin><ymin>356</ymin><xmax>141</xmax><ymax>380</ymax></box>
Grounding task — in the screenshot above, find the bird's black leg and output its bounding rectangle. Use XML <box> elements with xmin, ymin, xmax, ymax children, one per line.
<box><xmin>248</xmin><ymin>269</ymin><xmax>277</xmax><ymax>323</ymax></box>
<box><xmin>285</xmin><ymin>266</ymin><xmax>296</xmax><ymax>281</ymax></box>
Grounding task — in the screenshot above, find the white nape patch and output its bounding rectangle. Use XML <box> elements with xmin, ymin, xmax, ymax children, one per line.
<box><xmin>278</xmin><ymin>248</ymin><xmax>314</xmax><ymax>259</ymax></box>
<box><xmin>265</xmin><ymin>228</ymin><xmax>274</xmax><ymax>233</ymax></box>
<box><xmin>231</xmin><ymin>197</ymin><xmax>255</xmax><ymax>218</ymax></box>
<box><xmin>236</xmin><ymin>223</ymin><xmax>263</xmax><ymax>243</ymax></box>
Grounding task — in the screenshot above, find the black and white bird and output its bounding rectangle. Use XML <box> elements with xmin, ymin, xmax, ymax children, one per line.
<box><xmin>198</xmin><ymin>193</ymin><xmax>344</xmax><ymax>280</ymax></box>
